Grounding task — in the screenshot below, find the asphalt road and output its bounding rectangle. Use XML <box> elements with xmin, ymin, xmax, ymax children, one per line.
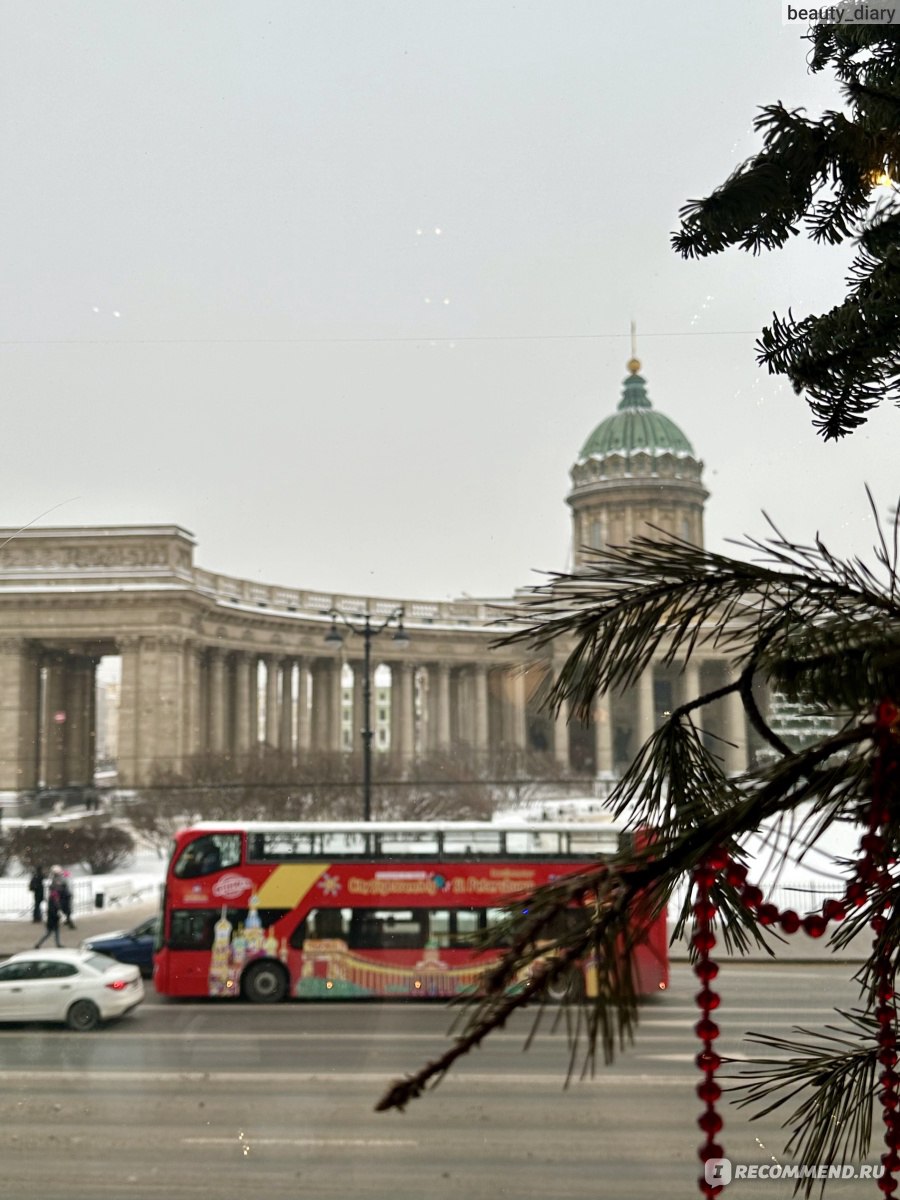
<box><xmin>0</xmin><ymin>963</ymin><xmax>880</xmax><ymax>1200</ymax></box>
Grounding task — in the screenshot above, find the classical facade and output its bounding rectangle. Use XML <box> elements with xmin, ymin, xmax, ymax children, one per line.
<box><xmin>0</xmin><ymin>356</ymin><xmax>749</xmax><ymax>804</ymax></box>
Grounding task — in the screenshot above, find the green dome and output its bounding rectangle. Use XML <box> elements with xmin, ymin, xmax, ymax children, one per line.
<box><xmin>579</xmin><ymin>369</ymin><xmax>695</xmax><ymax>460</ymax></box>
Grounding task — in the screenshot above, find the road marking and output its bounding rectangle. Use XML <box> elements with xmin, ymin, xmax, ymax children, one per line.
<box><xmin>0</xmin><ymin>1068</ymin><xmax>694</xmax><ymax>1085</ymax></box>
<box><xmin>182</xmin><ymin>1136</ymin><xmax>420</xmax><ymax>1147</ymax></box>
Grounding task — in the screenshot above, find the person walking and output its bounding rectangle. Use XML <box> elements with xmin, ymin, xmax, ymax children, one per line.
<box><xmin>55</xmin><ymin>868</ymin><xmax>76</xmax><ymax>930</ymax></box>
<box><xmin>28</xmin><ymin>866</ymin><xmax>45</xmax><ymax>924</ymax></box>
<box><xmin>35</xmin><ymin>881</ymin><xmax>63</xmax><ymax>948</ymax></box>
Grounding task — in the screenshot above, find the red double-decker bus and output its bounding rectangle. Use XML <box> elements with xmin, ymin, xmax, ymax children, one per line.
<box><xmin>152</xmin><ymin>820</ymin><xmax>668</xmax><ymax>1002</ymax></box>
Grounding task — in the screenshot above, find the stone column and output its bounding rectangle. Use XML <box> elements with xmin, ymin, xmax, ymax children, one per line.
<box><xmin>309</xmin><ymin>660</ymin><xmax>328</xmax><ymax>752</ymax></box>
<box><xmin>0</xmin><ymin>639</ymin><xmax>40</xmax><ymax>794</ymax></box>
<box><xmin>594</xmin><ymin>690</ymin><xmax>614</xmax><ymax>776</ymax></box>
<box><xmin>636</xmin><ymin>664</ymin><xmax>655</xmax><ymax>745</ymax></box>
<box><xmin>722</xmin><ymin>678</ymin><xmax>747</xmax><ymax>775</ymax></box>
<box><xmin>233</xmin><ymin>652</ymin><xmax>252</xmax><ymax>756</ymax></box>
<box><xmin>279</xmin><ymin>659</ymin><xmax>294</xmax><ymax>754</ymax></box>
<box><xmin>208</xmin><ymin>648</ymin><xmax>228</xmax><ymax>755</ymax></box>
<box><xmin>391</xmin><ymin>662</ymin><xmax>415</xmax><ymax>765</ymax></box>
<box><xmin>552</xmin><ymin>701</ymin><xmax>569</xmax><ymax>770</ymax></box>
<box><xmin>473</xmin><ymin>663</ymin><xmax>489</xmax><ymax>760</ymax></box>
<box><xmin>64</xmin><ymin>656</ymin><xmax>97</xmax><ymax>786</ymax></box>
<box><xmin>328</xmin><ymin>658</ymin><xmax>343</xmax><ymax>753</ymax></box>
<box><xmin>182</xmin><ymin>642</ymin><xmax>203</xmax><ymax>762</ymax></box>
<box><xmin>248</xmin><ymin>656</ymin><xmax>260</xmax><ymax>751</ymax></box>
<box><xmin>42</xmin><ymin>653</ymin><xmax>68</xmax><ymax>787</ymax></box>
<box><xmin>263</xmin><ymin>655</ymin><xmax>279</xmax><ymax>749</ymax></box>
<box><xmin>296</xmin><ymin>661</ymin><xmax>310</xmax><ymax>753</ymax></box>
<box><xmin>508</xmin><ymin>667</ymin><xmax>527</xmax><ymax>751</ymax></box>
<box><xmin>157</xmin><ymin>636</ymin><xmax>188</xmax><ymax>772</ymax></box>
<box><xmin>117</xmin><ymin>636</ymin><xmax>189</xmax><ymax>787</ymax></box>
<box><xmin>116</xmin><ymin>637</ymin><xmax>141</xmax><ymax>788</ymax></box>
<box><xmin>681</xmin><ymin>661</ymin><xmax>703</xmax><ymax>734</ymax></box>
<box><xmin>351</xmin><ymin>662</ymin><xmax>364</xmax><ymax>751</ymax></box>
<box><xmin>434</xmin><ymin>662</ymin><xmax>451</xmax><ymax>751</ymax></box>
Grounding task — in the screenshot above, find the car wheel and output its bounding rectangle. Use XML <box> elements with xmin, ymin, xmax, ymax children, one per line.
<box><xmin>242</xmin><ymin>960</ymin><xmax>288</xmax><ymax>1004</ymax></box>
<box><xmin>545</xmin><ymin>966</ymin><xmax>585</xmax><ymax>1004</ymax></box>
<box><xmin>66</xmin><ymin>999</ymin><xmax>101</xmax><ymax>1031</ymax></box>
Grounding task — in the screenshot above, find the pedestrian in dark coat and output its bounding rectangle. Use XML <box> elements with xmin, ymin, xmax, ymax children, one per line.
<box><xmin>28</xmin><ymin>866</ymin><xmax>45</xmax><ymax>924</ymax></box>
<box><xmin>56</xmin><ymin>870</ymin><xmax>76</xmax><ymax>930</ymax></box>
<box><xmin>35</xmin><ymin>885</ymin><xmax>62</xmax><ymax>948</ymax></box>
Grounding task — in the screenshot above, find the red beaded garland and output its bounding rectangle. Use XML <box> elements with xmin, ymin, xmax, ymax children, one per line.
<box><xmin>682</xmin><ymin>701</ymin><xmax>900</xmax><ymax>1195</ymax></box>
<box><xmin>692</xmin><ymin>851</ymin><xmax>725</xmax><ymax>1197</ymax></box>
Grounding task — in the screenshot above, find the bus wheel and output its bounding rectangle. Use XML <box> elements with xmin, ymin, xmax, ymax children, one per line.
<box><xmin>546</xmin><ymin>967</ymin><xmax>584</xmax><ymax>1004</ymax></box>
<box><xmin>242</xmin><ymin>960</ymin><xmax>288</xmax><ymax>1004</ymax></box>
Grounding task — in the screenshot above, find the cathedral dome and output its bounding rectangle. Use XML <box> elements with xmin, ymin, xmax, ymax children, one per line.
<box><xmin>567</xmin><ymin>353</ymin><xmax>707</xmax><ymax>563</ymax></box>
<box><xmin>577</xmin><ymin>365</ymin><xmax>695</xmax><ymax>461</ymax></box>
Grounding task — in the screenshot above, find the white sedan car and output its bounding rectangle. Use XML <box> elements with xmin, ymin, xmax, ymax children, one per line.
<box><xmin>0</xmin><ymin>948</ymin><xmax>144</xmax><ymax>1031</ymax></box>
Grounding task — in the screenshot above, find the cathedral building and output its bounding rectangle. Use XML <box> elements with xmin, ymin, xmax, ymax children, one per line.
<box><xmin>0</xmin><ymin>355</ymin><xmax>748</xmax><ymax>807</ymax></box>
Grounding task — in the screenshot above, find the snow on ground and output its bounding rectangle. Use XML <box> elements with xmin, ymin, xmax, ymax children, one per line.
<box><xmin>0</xmin><ymin>820</ymin><xmax>165</xmax><ymax>922</ymax></box>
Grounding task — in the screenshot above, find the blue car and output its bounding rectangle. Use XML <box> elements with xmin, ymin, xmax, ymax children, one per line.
<box><xmin>82</xmin><ymin>914</ymin><xmax>158</xmax><ymax>978</ymax></box>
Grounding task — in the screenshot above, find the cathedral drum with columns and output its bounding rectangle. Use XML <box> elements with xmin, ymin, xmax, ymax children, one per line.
<box><xmin>0</xmin><ymin>355</ymin><xmax>750</xmax><ymax>808</ymax></box>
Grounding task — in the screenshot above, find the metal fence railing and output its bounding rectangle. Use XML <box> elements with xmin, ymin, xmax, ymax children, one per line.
<box><xmin>0</xmin><ymin>877</ymin><xmax>94</xmax><ymax>922</ymax></box>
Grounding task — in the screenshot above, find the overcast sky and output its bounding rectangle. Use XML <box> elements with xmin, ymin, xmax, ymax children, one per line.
<box><xmin>1</xmin><ymin>3</ymin><xmax>894</xmax><ymax>601</ymax></box>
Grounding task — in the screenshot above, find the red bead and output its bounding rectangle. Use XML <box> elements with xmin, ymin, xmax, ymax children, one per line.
<box><xmin>695</xmin><ymin>988</ymin><xmax>720</xmax><ymax>1011</ymax></box>
<box><xmin>695</xmin><ymin>1018</ymin><xmax>720</xmax><ymax>1041</ymax></box>
<box><xmin>693</xmin><ymin>899</ymin><xmax>717</xmax><ymax>922</ymax></box>
<box><xmin>874</xmin><ymin>916</ymin><xmax>890</xmax><ymax>935</ymax></box>
<box><xmin>879</xmin><ymin>1028</ymin><xmax>898</xmax><ymax>1048</ymax></box>
<box><xmin>802</xmin><ymin>914</ymin><xmax>827</xmax><ymax>938</ymax></box>
<box><xmin>877</xmin><ymin>1007</ymin><xmax>896</xmax><ymax>1026</ymax></box>
<box><xmin>757</xmin><ymin>903</ymin><xmax>779</xmax><ymax>926</ymax></box>
<box><xmin>882</xmin><ymin>1091</ymin><xmax>900</xmax><ymax>1110</ymax></box>
<box><xmin>698</xmin><ymin>1142</ymin><xmax>724</xmax><ymax>1163</ymax></box>
<box><xmin>699</xmin><ymin>1176</ymin><xmax>724</xmax><ymax>1198</ymax></box>
<box><xmin>693</xmin><ymin>868</ymin><xmax>716</xmax><ymax>890</ymax></box>
<box><xmin>703</xmin><ymin>849</ymin><xmax>730</xmax><ymax>872</ymax></box>
<box><xmin>696</xmin><ymin>1049</ymin><xmax>722</xmax><ymax>1072</ymax></box>
<box><xmin>881</xmin><ymin>987</ymin><xmax>897</xmax><ymax>1005</ymax></box>
<box><xmin>694</xmin><ymin>961</ymin><xmax>719</xmax><ymax>982</ymax></box>
<box><xmin>723</xmin><ymin>862</ymin><xmax>748</xmax><ymax>888</ymax></box>
<box><xmin>698</xmin><ymin>1109</ymin><xmax>723</xmax><ymax>1134</ymax></box>
<box><xmin>692</xmin><ymin>930</ymin><xmax>716</xmax><ymax>953</ymax></box>
<box><xmin>697</xmin><ymin>1079</ymin><xmax>722</xmax><ymax>1103</ymax></box>
<box><xmin>879</xmin><ymin>872</ymin><xmax>895</xmax><ymax>892</ymax></box>
<box><xmin>822</xmin><ymin>899</ymin><xmax>846</xmax><ymax>922</ymax></box>
<box><xmin>880</xmin><ymin>1049</ymin><xmax>899</xmax><ymax>1067</ymax></box>
<box><xmin>741</xmin><ymin>884</ymin><xmax>763</xmax><ymax>909</ymax></box>
<box><xmin>863</xmin><ymin>833</ymin><xmax>887</xmax><ymax>854</ymax></box>
<box><xmin>878</xmin><ymin>1171</ymin><xmax>899</xmax><ymax>1194</ymax></box>
<box><xmin>846</xmin><ymin>881</ymin><xmax>868</xmax><ymax>906</ymax></box>
<box><xmin>779</xmin><ymin>909</ymin><xmax>801</xmax><ymax>933</ymax></box>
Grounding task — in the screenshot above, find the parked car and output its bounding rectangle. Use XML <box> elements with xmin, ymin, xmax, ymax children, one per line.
<box><xmin>0</xmin><ymin>948</ymin><xmax>144</xmax><ymax>1031</ymax></box>
<box><xmin>82</xmin><ymin>914</ymin><xmax>158</xmax><ymax>977</ymax></box>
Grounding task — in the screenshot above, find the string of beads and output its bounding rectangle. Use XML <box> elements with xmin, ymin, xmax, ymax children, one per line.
<box><xmin>691</xmin><ymin>699</ymin><xmax>900</xmax><ymax>1196</ymax></box>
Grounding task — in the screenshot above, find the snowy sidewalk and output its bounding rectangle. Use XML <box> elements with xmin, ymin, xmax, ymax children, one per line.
<box><xmin>0</xmin><ymin>897</ymin><xmax>160</xmax><ymax>960</ymax></box>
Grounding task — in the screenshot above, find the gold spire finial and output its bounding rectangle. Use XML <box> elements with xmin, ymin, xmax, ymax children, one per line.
<box><xmin>627</xmin><ymin>319</ymin><xmax>641</xmax><ymax>374</ymax></box>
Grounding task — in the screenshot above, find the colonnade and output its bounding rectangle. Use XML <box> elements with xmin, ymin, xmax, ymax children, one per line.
<box><xmin>0</xmin><ymin>633</ymin><xmax>749</xmax><ymax>794</ymax></box>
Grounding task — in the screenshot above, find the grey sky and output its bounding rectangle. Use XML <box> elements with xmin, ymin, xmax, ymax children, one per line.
<box><xmin>1</xmin><ymin>2</ymin><xmax>894</xmax><ymax>600</ymax></box>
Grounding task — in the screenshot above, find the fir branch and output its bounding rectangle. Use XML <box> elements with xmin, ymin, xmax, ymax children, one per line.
<box><xmin>729</xmin><ymin>1011</ymin><xmax>878</xmax><ymax>1197</ymax></box>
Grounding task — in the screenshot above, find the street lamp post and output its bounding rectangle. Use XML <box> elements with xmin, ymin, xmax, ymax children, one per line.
<box><xmin>324</xmin><ymin>608</ymin><xmax>409</xmax><ymax>821</ymax></box>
